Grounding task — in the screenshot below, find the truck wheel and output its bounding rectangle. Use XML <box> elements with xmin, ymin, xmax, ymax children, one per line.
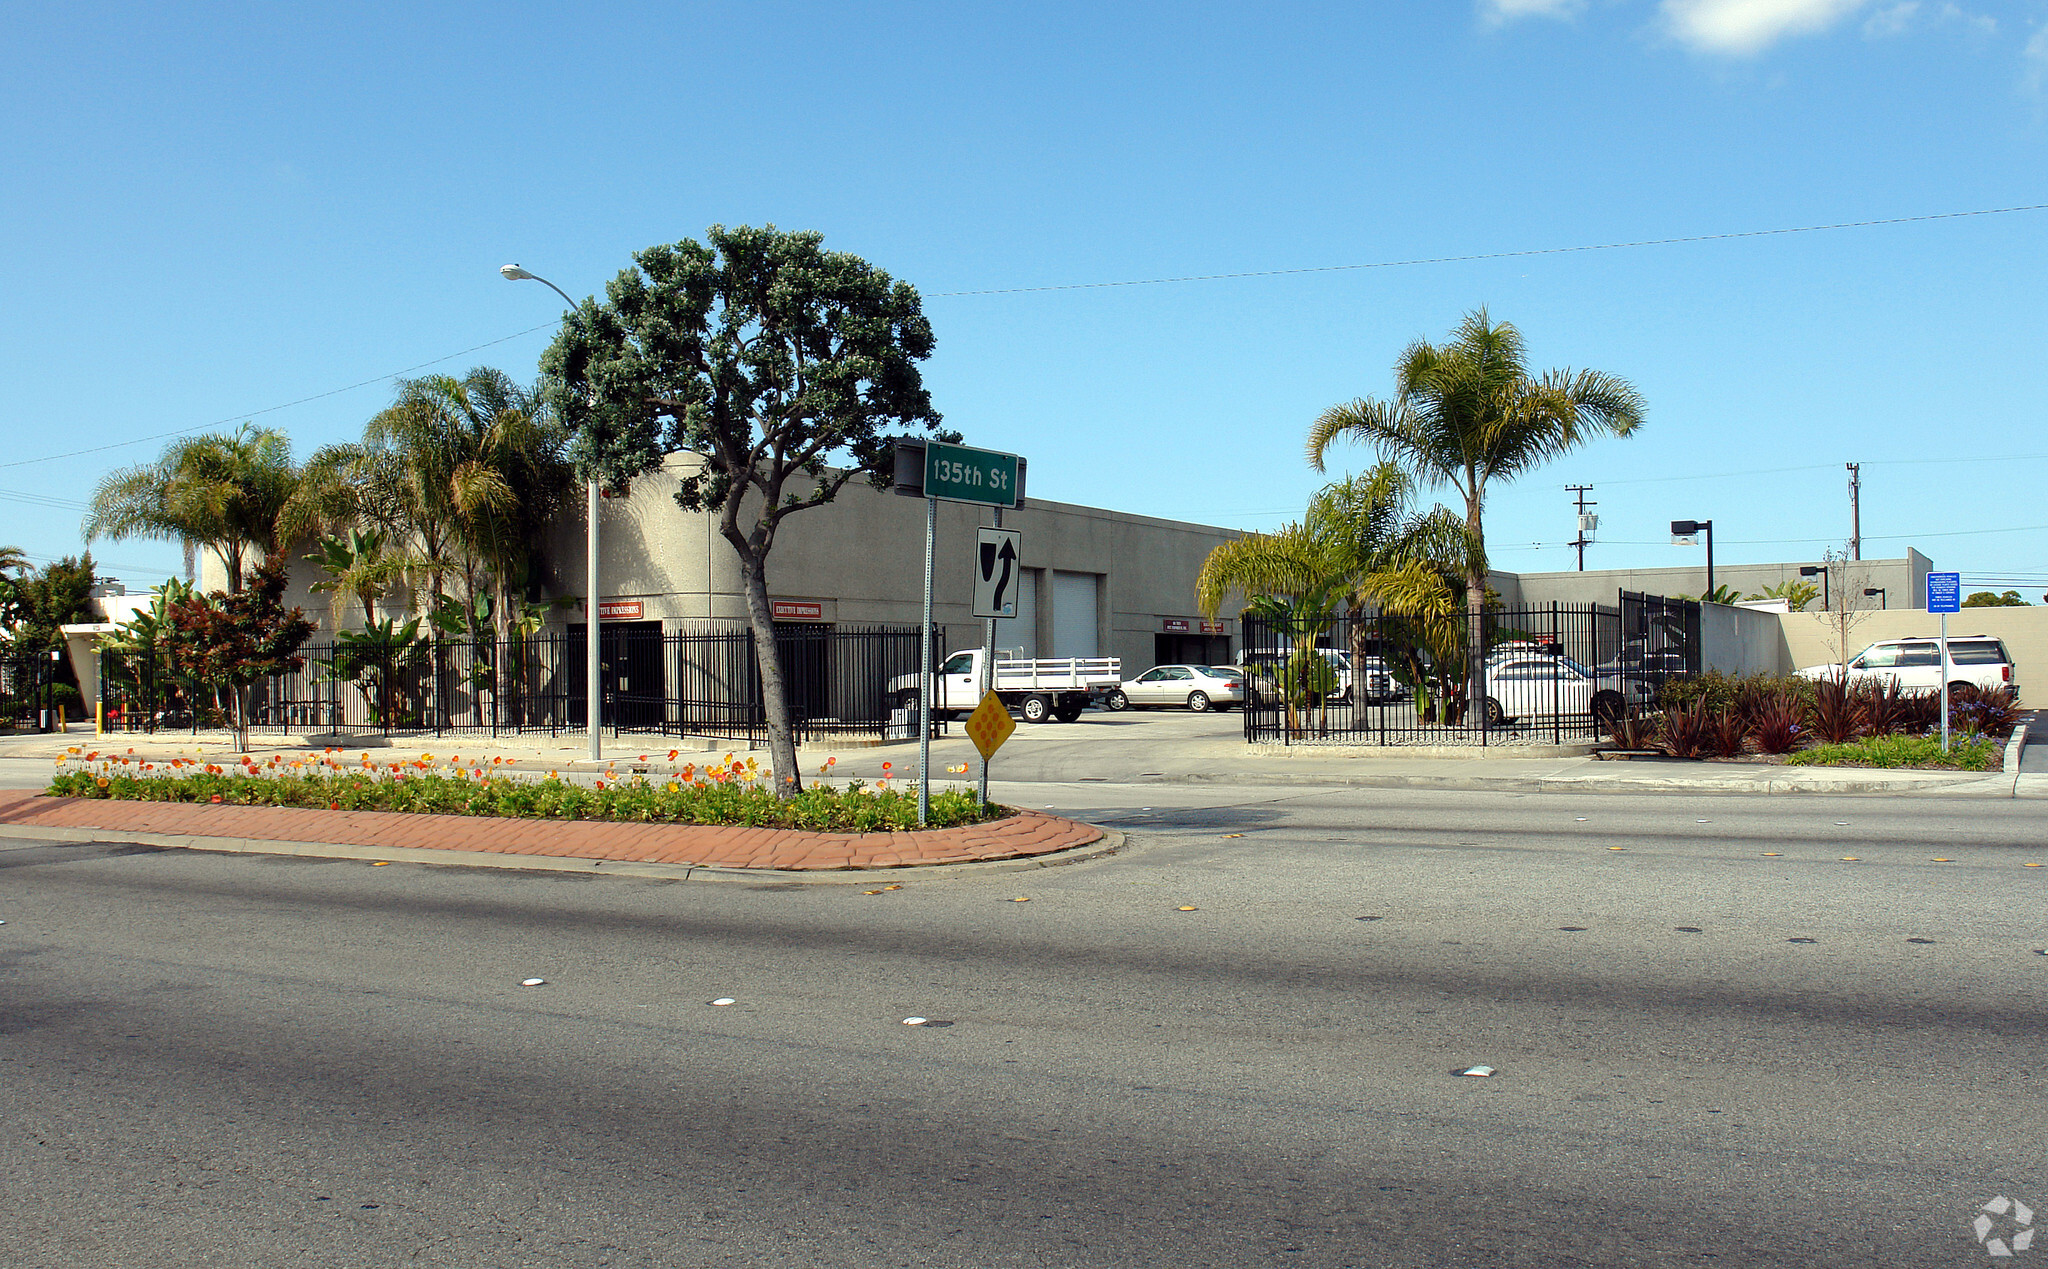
<box><xmin>1948</xmin><ymin>681</ymin><xmax>1973</xmax><ymax>698</ymax></box>
<box><xmin>897</xmin><ymin>689</ymin><xmax>919</xmax><ymax>713</ymax></box>
<box><xmin>1186</xmin><ymin>690</ymin><xmax>1212</xmax><ymax>713</ymax></box>
<box><xmin>1053</xmin><ymin>701</ymin><xmax>1085</xmax><ymax>723</ymax></box>
<box><xmin>1022</xmin><ymin>693</ymin><xmax>1054</xmax><ymax>724</ymax></box>
<box><xmin>1103</xmin><ymin>689</ymin><xmax>1129</xmax><ymax>711</ymax></box>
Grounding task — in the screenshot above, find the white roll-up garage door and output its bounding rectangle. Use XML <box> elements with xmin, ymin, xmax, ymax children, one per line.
<box><xmin>994</xmin><ymin>569</ymin><xmax>1037</xmax><ymax>658</ymax></box>
<box><xmin>1051</xmin><ymin>571</ymin><xmax>1098</xmax><ymax>658</ymax></box>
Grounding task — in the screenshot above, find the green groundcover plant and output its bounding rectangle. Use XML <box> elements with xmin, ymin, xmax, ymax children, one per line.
<box><xmin>46</xmin><ymin>747</ymin><xmax>999</xmax><ymax>832</ymax></box>
<box><xmin>1784</xmin><ymin>734</ymin><xmax>2001</xmax><ymax>772</ymax></box>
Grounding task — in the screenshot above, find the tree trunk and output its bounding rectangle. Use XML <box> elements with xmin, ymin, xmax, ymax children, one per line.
<box><xmin>736</xmin><ymin>548</ymin><xmax>800</xmax><ymax>798</ymax></box>
<box><xmin>235</xmin><ymin>682</ymin><xmax>252</xmax><ymax>752</ymax></box>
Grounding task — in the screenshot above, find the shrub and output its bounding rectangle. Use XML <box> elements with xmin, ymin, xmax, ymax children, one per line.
<box><xmin>1660</xmin><ymin>697</ymin><xmax>1712</xmax><ymax>759</ymax></box>
<box><xmin>1706</xmin><ymin>707</ymin><xmax>1748</xmax><ymax>758</ymax></box>
<box><xmin>1808</xmin><ymin>674</ymin><xmax>1865</xmax><ymax>744</ymax></box>
<box><xmin>1606</xmin><ymin>712</ymin><xmax>1660</xmax><ymax>750</ymax></box>
<box><xmin>1749</xmin><ymin>694</ymin><xmax>1805</xmax><ymax>755</ymax></box>
<box><xmin>1857</xmin><ymin>680</ymin><xmax>1910</xmax><ymax>738</ymax></box>
<box><xmin>1950</xmin><ymin>684</ymin><xmax>2023</xmax><ymax>738</ymax></box>
<box><xmin>1786</xmin><ymin>734</ymin><xmax>2001</xmax><ymax>771</ymax></box>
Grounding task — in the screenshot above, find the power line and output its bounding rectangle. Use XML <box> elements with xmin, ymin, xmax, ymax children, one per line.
<box><xmin>0</xmin><ymin>322</ymin><xmax>559</xmax><ymax>471</ymax></box>
<box><xmin>926</xmin><ymin>201</ymin><xmax>2048</xmax><ymax>297</ymax></box>
<box><xmin>7</xmin><ymin>198</ymin><xmax>2046</xmax><ymax>474</ymax></box>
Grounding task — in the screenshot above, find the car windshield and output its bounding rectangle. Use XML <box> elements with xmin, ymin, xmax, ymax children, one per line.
<box><xmin>1207</xmin><ymin>667</ymin><xmax>1240</xmax><ymax>679</ymax></box>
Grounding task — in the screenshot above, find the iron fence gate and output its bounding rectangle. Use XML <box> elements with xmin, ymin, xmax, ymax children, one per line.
<box><xmin>1240</xmin><ymin>592</ymin><xmax>1698</xmax><ymax>746</ymax></box>
<box><xmin>99</xmin><ymin>623</ymin><xmax>940</xmax><ymax>745</ymax></box>
<box><xmin>0</xmin><ymin>651</ymin><xmax>65</xmax><ymax>732</ymax></box>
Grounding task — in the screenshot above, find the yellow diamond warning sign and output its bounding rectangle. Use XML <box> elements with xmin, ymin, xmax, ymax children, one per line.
<box><xmin>965</xmin><ymin>691</ymin><xmax>1016</xmax><ymax>761</ymax></box>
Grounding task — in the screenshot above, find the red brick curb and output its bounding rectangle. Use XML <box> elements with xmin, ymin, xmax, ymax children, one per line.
<box><xmin>0</xmin><ymin>790</ymin><xmax>1102</xmax><ymax>871</ymax></box>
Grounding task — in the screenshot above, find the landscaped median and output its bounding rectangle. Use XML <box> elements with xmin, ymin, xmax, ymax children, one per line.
<box><xmin>9</xmin><ymin>747</ymin><xmax>1105</xmax><ymax>872</ymax></box>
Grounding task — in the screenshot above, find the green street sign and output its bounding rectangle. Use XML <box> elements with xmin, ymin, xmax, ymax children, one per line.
<box><xmin>923</xmin><ymin>441</ymin><xmax>1020</xmax><ymax>508</ymax></box>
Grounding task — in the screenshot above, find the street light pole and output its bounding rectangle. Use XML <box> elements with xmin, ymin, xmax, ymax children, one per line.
<box><xmin>1671</xmin><ymin>519</ymin><xmax>1714</xmax><ymax>599</ymax></box>
<box><xmin>1800</xmin><ymin>564</ymin><xmax>1830</xmax><ymax>612</ymax></box>
<box><xmin>501</xmin><ymin>264</ymin><xmax>603</xmax><ymax>762</ymax></box>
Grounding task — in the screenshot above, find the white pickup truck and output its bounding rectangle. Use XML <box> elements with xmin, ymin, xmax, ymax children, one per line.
<box><xmin>889</xmin><ymin>649</ymin><xmax>1123</xmax><ymax>724</ymax></box>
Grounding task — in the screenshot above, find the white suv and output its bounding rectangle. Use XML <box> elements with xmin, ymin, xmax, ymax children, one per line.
<box><xmin>1796</xmin><ymin>636</ymin><xmax>2017</xmax><ymax>698</ymax></box>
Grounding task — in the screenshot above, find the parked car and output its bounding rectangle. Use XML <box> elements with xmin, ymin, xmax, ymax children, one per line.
<box><xmin>1237</xmin><ymin>648</ymin><xmax>1397</xmax><ymax>706</ymax></box>
<box><xmin>1482</xmin><ymin>655</ymin><xmax>1631</xmax><ymax>728</ymax></box>
<box><xmin>1796</xmin><ymin>636</ymin><xmax>2018</xmax><ymax>698</ymax></box>
<box><xmin>1106</xmin><ymin>664</ymin><xmax>1244</xmax><ymax>712</ymax></box>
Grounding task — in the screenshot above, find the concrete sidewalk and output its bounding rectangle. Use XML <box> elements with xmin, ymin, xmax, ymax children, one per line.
<box><xmin>4</xmin><ymin>717</ymin><xmax>2036</xmax><ymax>798</ymax></box>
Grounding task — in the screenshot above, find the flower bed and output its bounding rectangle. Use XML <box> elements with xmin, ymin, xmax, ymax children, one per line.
<box><xmin>45</xmin><ymin>748</ymin><xmax>999</xmax><ymax>832</ymax></box>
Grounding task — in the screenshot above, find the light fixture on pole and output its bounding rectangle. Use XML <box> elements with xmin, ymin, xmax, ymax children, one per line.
<box><xmin>501</xmin><ymin>263</ymin><xmax>603</xmax><ymax>763</ymax></box>
<box><xmin>1864</xmin><ymin>587</ymin><xmax>1886</xmax><ymax>610</ymax></box>
<box><xmin>1799</xmin><ymin>564</ymin><xmax>1830</xmax><ymax>612</ymax></box>
<box><xmin>1671</xmin><ymin>519</ymin><xmax>1714</xmax><ymax>599</ymax></box>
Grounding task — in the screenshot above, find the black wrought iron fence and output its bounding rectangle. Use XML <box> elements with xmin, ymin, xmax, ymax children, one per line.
<box><xmin>0</xmin><ymin>652</ymin><xmax>64</xmax><ymax>732</ymax></box>
<box><xmin>99</xmin><ymin>623</ymin><xmax>939</xmax><ymax>744</ymax></box>
<box><xmin>1241</xmin><ymin>593</ymin><xmax>1698</xmax><ymax>746</ymax></box>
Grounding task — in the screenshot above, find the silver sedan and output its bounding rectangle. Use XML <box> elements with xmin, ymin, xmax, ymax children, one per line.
<box><xmin>1107</xmin><ymin>664</ymin><xmax>1245</xmax><ymax>712</ymax></box>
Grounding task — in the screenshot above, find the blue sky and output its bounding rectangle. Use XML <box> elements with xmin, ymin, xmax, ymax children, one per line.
<box><xmin>4</xmin><ymin>0</ymin><xmax>2045</xmax><ymax>599</ymax></box>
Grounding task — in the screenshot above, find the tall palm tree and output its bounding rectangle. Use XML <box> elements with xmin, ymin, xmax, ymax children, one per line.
<box><xmin>85</xmin><ymin>426</ymin><xmax>300</xmax><ymax>592</ymax></box>
<box><xmin>1198</xmin><ymin>463</ymin><xmax>1472</xmax><ymax>725</ymax></box>
<box><xmin>287</xmin><ymin>368</ymin><xmax>571</xmax><ymax>635</ymax></box>
<box><xmin>1306</xmin><ymin>309</ymin><xmax>1645</xmax><ymax>719</ymax></box>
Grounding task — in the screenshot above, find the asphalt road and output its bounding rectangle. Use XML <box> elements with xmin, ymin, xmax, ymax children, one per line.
<box><xmin>4</xmin><ymin>785</ymin><xmax>2046</xmax><ymax>1267</ymax></box>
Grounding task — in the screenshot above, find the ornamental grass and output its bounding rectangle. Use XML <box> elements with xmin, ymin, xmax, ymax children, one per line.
<box><xmin>45</xmin><ymin>747</ymin><xmax>998</xmax><ymax>832</ymax></box>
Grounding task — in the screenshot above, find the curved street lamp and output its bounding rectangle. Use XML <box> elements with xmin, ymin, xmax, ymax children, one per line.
<box><xmin>501</xmin><ymin>264</ymin><xmax>602</xmax><ymax>762</ymax></box>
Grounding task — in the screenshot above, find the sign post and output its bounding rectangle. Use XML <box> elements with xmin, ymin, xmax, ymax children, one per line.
<box><xmin>972</xmin><ymin>517</ymin><xmax>1021</xmax><ymax>807</ymax></box>
<box><xmin>894</xmin><ymin>439</ymin><xmax>1026</xmax><ymax>825</ymax></box>
<box><xmin>1928</xmin><ymin>571</ymin><xmax>1961</xmax><ymax>753</ymax></box>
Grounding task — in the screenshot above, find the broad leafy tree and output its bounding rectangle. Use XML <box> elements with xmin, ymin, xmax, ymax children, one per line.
<box><xmin>163</xmin><ymin>555</ymin><xmax>315</xmax><ymax>749</ymax></box>
<box><xmin>85</xmin><ymin>426</ymin><xmax>299</xmax><ymax>592</ymax></box>
<box><xmin>540</xmin><ymin>225</ymin><xmax>947</xmax><ymax>793</ymax></box>
<box><xmin>1307</xmin><ymin>310</ymin><xmax>1644</xmax><ymax>720</ymax></box>
<box><xmin>1963</xmin><ymin>590</ymin><xmax>2028</xmax><ymax>607</ymax></box>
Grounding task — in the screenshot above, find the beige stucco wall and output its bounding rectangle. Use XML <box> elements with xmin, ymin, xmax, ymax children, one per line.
<box><xmin>1512</xmin><ymin>552</ymin><xmax>1931</xmax><ymax>611</ymax></box>
<box><xmin>531</xmin><ymin>454</ymin><xmax>1244</xmax><ymax>673</ymax></box>
<box><xmin>1778</xmin><ymin>607</ymin><xmax>2045</xmax><ymax>697</ymax></box>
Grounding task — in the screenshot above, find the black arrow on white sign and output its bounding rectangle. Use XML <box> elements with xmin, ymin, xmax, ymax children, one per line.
<box><xmin>973</xmin><ymin>528</ymin><xmax>1023</xmax><ymax>618</ymax></box>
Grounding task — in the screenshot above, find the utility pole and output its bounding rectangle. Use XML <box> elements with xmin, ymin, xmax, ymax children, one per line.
<box><xmin>1846</xmin><ymin>463</ymin><xmax>1861</xmax><ymax>561</ymax></box>
<box><xmin>1566</xmin><ymin>485</ymin><xmax>1596</xmax><ymax>571</ymax></box>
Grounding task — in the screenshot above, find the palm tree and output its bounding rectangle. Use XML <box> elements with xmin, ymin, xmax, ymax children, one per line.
<box><xmin>85</xmin><ymin>426</ymin><xmax>300</xmax><ymax>592</ymax></box>
<box><xmin>1198</xmin><ymin>462</ymin><xmax>1471</xmax><ymax>727</ymax></box>
<box><xmin>287</xmin><ymin>368</ymin><xmax>571</xmax><ymax>635</ymax></box>
<box><xmin>1306</xmin><ymin>309</ymin><xmax>1645</xmax><ymax>720</ymax></box>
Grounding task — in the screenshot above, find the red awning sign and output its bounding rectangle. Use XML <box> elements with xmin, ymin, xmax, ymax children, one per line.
<box><xmin>771</xmin><ymin>601</ymin><xmax>825</xmax><ymax>621</ymax></box>
<box><xmin>597</xmin><ymin>600</ymin><xmax>643</xmax><ymax>621</ymax></box>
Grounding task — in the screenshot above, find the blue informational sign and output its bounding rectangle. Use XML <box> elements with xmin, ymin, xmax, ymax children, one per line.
<box><xmin>1927</xmin><ymin>572</ymin><xmax>1961</xmax><ymax>614</ymax></box>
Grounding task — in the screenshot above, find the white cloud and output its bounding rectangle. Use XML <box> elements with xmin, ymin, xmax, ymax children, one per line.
<box><xmin>1862</xmin><ymin>1</ymin><xmax>1917</xmax><ymax>37</ymax></box>
<box><xmin>2026</xmin><ymin>24</ymin><xmax>2048</xmax><ymax>93</ymax></box>
<box><xmin>1478</xmin><ymin>0</ymin><xmax>1586</xmax><ymax>26</ymax></box>
<box><xmin>1660</xmin><ymin>0</ymin><xmax>1872</xmax><ymax>54</ymax></box>
<box><xmin>1940</xmin><ymin>3</ymin><xmax>1996</xmax><ymax>38</ymax></box>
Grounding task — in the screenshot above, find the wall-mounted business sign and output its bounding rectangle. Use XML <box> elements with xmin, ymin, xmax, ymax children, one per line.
<box><xmin>1162</xmin><ymin>618</ymin><xmax>1190</xmax><ymax>633</ymax></box>
<box><xmin>597</xmin><ymin>600</ymin><xmax>644</xmax><ymax>621</ymax></box>
<box><xmin>771</xmin><ymin>601</ymin><xmax>825</xmax><ymax>621</ymax></box>
<box><xmin>1200</xmin><ymin>621</ymin><xmax>1226</xmax><ymax>635</ymax></box>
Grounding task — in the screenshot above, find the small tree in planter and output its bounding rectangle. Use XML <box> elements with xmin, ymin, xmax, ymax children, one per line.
<box><xmin>164</xmin><ymin>556</ymin><xmax>315</xmax><ymax>749</ymax></box>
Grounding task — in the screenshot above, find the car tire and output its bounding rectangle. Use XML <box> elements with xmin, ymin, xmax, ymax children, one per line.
<box><xmin>1104</xmin><ymin>689</ymin><xmax>1129</xmax><ymax>711</ymax></box>
<box><xmin>1591</xmin><ymin>691</ymin><xmax>1626</xmax><ymax>728</ymax></box>
<box><xmin>897</xmin><ymin>690</ymin><xmax>919</xmax><ymax>714</ymax></box>
<box><xmin>1483</xmin><ymin>696</ymin><xmax>1506</xmax><ymax>727</ymax></box>
<box><xmin>1949</xmin><ymin>681</ymin><xmax>1973</xmax><ymax>697</ymax></box>
<box><xmin>1186</xmin><ymin>690</ymin><xmax>1211</xmax><ymax>713</ymax></box>
<box><xmin>1022</xmin><ymin>693</ymin><xmax>1054</xmax><ymax>724</ymax></box>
